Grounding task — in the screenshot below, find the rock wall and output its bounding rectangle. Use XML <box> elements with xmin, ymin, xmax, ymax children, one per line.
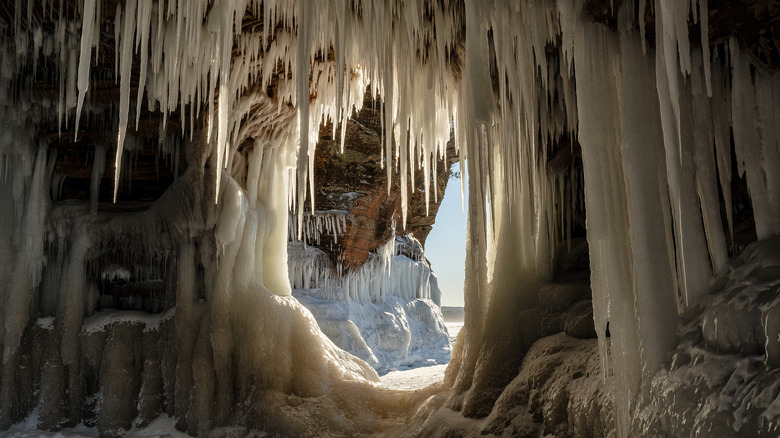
<box><xmin>308</xmin><ymin>95</ymin><xmax>458</xmax><ymax>270</ymax></box>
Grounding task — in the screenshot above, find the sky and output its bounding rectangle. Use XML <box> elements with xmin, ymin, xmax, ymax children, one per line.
<box><xmin>425</xmin><ymin>162</ymin><xmax>467</xmax><ymax>308</ymax></box>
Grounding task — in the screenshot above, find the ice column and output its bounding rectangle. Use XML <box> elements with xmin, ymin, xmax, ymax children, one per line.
<box><xmin>567</xmin><ymin>15</ymin><xmax>637</xmax><ymax>437</ymax></box>
<box><xmin>618</xmin><ymin>2</ymin><xmax>679</xmax><ymax>402</ymax></box>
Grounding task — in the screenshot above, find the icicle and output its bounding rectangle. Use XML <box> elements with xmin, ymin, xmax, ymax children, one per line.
<box><xmin>699</xmin><ymin>0</ymin><xmax>712</xmax><ymax>96</ymax></box>
<box><xmin>135</xmin><ymin>0</ymin><xmax>152</xmax><ymax>129</ymax></box>
<box><xmin>464</xmin><ymin>0</ymin><xmax>494</xmax><ymax>125</ymax></box>
<box><xmin>90</xmin><ymin>145</ymin><xmax>106</xmax><ymax>214</ymax></box>
<box><xmin>730</xmin><ymin>38</ymin><xmax>780</xmax><ymax>239</ymax></box>
<box><xmin>690</xmin><ymin>49</ymin><xmax>727</xmax><ymax>274</ymax></box>
<box><xmin>114</xmin><ymin>5</ymin><xmax>121</xmax><ymax>83</ymax></box>
<box><xmin>93</xmin><ymin>0</ymin><xmax>102</xmax><ymax>64</ymax></box>
<box><xmin>114</xmin><ymin>0</ymin><xmax>138</xmax><ymax>203</ymax></box>
<box><xmin>639</xmin><ymin>0</ymin><xmax>647</xmax><ymax>55</ymax></box>
<box><xmin>613</xmin><ymin>9</ymin><xmax>677</xmax><ymax>408</ymax></box>
<box><xmin>74</xmin><ymin>0</ymin><xmax>97</xmax><ymax>140</ymax></box>
<box><xmin>710</xmin><ymin>52</ymin><xmax>733</xmax><ymax>242</ymax></box>
<box><xmin>569</xmin><ymin>12</ymin><xmax>637</xmax><ymax>436</ymax></box>
<box><xmin>295</xmin><ymin>0</ymin><xmax>313</xmax><ymax>237</ymax></box>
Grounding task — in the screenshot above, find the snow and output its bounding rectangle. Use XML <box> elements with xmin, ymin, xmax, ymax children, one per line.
<box><xmin>81</xmin><ymin>308</ymin><xmax>176</xmax><ymax>334</ymax></box>
<box><xmin>379</xmin><ymin>322</ymin><xmax>461</xmax><ymax>390</ymax></box>
<box><xmin>633</xmin><ymin>238</ymin><xmax>780</xmax><ymax>436</ymax></box>
<box><xmin>380</xmin><ymin>364</ymin><xmax>448</xmax><ymax>391</ymax></box>
<box><xmin>4</xmin><ymin>413</ymin><xmax>194</xmax><ymax>438</ymax></box>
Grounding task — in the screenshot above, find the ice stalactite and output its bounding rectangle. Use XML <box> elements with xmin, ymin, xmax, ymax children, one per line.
<box><xmin>90</xmin><ymin>145</ymin><xmax>106</xmax><ymax>214</ymax></box>
<box><xmin>2</xmin><ymin>141</ymin><xmax>50</xmax><ymax>362</ymax></box>
<box><xmin>288</xmin><ymin>210</ymin><xmax>349</xmax><ymax>246</ymax></box>
<box><xmin>445</xmin><ymin>0</ymin><xmax>570</xmax><ymax>418</ymax></box>
<box><xmin>74</xmin><ymin>0</ymin><xmax>97</xmax><ymax>139</ymax></box>
<box><xmin>655</xmin><ymin>0</ymin><xmax>713</xmax><ymax>308</ymax></box>
<box><xmin>563</xmin><ymin>11</ymin><xmax>638</xmax><ymax>436</ymax></box>
<box><xmin>556</xmin><ymin>0</ymin><xmax>780</xmax><ymax>436</ymax></box>
<box><xmin>617</xmin><ymin>0</ymin><xmax>679</xmax><ymax>402</ymax></box>
<box><xmin>114</xmin><ymin>0</ymin><xmax>138</xmax><ymax>202</ymax></box>
<box><xmin>731</xmin><ymin>38</ymin><xmax>780</xmax><ymax>240</ymax></box>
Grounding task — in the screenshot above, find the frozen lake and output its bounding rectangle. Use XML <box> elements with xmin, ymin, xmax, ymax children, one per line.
<box><xmin>380</xmin><ymin>321</ymin><xmax>463</xmax><ymax>390</ymax></box>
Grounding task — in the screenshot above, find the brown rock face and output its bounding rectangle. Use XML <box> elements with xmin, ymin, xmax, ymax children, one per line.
<box><xmin>309</xmin><ymin>96</ymin><xmax>458</xmax><ymax>270</ymax></box>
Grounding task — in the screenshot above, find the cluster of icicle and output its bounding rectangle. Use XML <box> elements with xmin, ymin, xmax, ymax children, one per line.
<box><xmin>287</xmin><ymin>242</ymin><xmax>336</xmax><ymax>294</ymax></box>
<box><xmin>555</xmin><ymin>1</ymin><xmax>780</xmax><ymax>437</ymax></box>
<box><xmin>5</xmin><ymin>0</ymin><xmax>464</xmax><ymax>218</ymax></box>
<box><xmin>288</xmin><ymin>210</ymin><xmax>349</xmax><ymax>246</ymax></box>
<box><xmin>340</xmin><ymin>235</ymin><xmax>441</xmax><ymax>305</ymax></box>
<box><xmin>288</xmin><ymin>234</ymin><xmax>441</xmax><ymax>306</ymax></box>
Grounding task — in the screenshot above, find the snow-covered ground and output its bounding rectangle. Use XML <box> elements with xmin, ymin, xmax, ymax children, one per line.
<box><xmin>380</xmin><ymin>322</ymin><xmax>462</xmax><ymax>390</ymax></box>
<box><xmin>3</xmin><ymin>414</ymin><xmax>195</xmax><ymax>438</ymax></box>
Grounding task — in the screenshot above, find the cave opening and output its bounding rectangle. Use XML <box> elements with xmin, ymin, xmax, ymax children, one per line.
<box><xmin>285</xmin><ymin>99</ymin><xmax>459</xmax><ymax>380</ymax></box>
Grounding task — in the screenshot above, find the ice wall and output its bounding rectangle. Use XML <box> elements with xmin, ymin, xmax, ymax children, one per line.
<box><xmin>288</xmin><ymin>234</ymin><xmax>442</xmax><ymax>306</ymax></box>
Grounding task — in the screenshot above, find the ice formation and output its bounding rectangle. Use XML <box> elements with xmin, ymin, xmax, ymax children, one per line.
<box><xmin>289</xmin><ymin>234</ymin><xmax>441</xmax><ymax>305</ymax></box>
<box><xmin>289</xmin><ymin>233</ymin><xmax>449</xmax><ymax>372</ymax></box>
<box><xmin>0</xmin><ymin>0</ymin><xmax>779</xmax><ymax>436</ymax></box>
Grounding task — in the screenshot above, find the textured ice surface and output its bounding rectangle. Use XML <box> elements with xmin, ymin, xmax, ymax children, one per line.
<box><xmin>404</xmin><ymin>333</ymin><xmax>615</xmax><ymax>437</ymax></box>
<box><xmin>288</xmin><ymin>235</ymin><xmax>442</xmax><ymax>305</ymax></box>
<box><xmin>632</xmin><ymin>237</ymin><xmax>780</xmax><ymax>436</ymax></box>
<box><xmin>294</xmin><ymin>290</ymin><xmax>450</xmax><ymax>374</ymax></box>
<box><xmin>380</xmin><ymin>322</ymin><xmax>462</xmax><ymax>390</ymax></box>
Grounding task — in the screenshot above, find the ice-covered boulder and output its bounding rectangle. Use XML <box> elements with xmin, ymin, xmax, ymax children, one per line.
<box><xmin>289</xmin><ymin>234</ymin><xmax>451</xmax><ymax>373</ymax></box>
<box><xmin>631</xmin><ymin>237</ymin><xmax>780</xmax><ymax>436</ymax></box>
<box><xmin>698</xmin><ymin>236</ymin><xmax>780</xmax><ymax>364</ymax></box>
<box><xmin>294</xmin><ymin>291</ymin><xmax>451</xmax><ymax>374</ymax></box>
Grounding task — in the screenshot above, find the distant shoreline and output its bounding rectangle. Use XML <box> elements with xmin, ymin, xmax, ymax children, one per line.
<box><xmin>441</xmin><ymin>306</ymin><xmax>464</xmax><ymax>322</ymax></box>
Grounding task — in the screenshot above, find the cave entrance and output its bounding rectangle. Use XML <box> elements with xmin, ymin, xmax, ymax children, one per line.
<box><xmin>285</xmin><ymin>101</ymin><xmax>462</xmax><ymax>383</ymax></box>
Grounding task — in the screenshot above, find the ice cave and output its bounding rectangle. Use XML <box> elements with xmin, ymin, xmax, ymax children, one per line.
<box><xmin>1</xmin><ymin>0</ymin><xmax>780</xmax><ymax>436</ymax></box>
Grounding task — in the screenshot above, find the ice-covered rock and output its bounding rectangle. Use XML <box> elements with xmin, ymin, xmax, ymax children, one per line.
<box><xmin>291</xmin><ymin>236</ymin><xmax>451</xmax><ymax>374</ymax></box>
<box><xmin>288</xmin><ymin>230</ymin><xmax>450</xmax><ymax>374</ymax></box>
<box><xmin>630</xmin><ymin>237</ymin><xmax>780</xmax><ymax>436</ymax></box>
<box><xmin>698</xmin><ymin>236</ymin><xmax>780</xmax><ymax>362</ymax></box>
<box><xmin>297</xmin><ymin>290</ymin><xmax>450</xmax><ymax>374</ymax></box>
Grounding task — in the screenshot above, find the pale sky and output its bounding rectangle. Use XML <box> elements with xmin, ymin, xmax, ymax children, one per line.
<box><xmin>425</xmin><ymin>162</ymin><xmax>467</xmax><ymax>308</ymax></box>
